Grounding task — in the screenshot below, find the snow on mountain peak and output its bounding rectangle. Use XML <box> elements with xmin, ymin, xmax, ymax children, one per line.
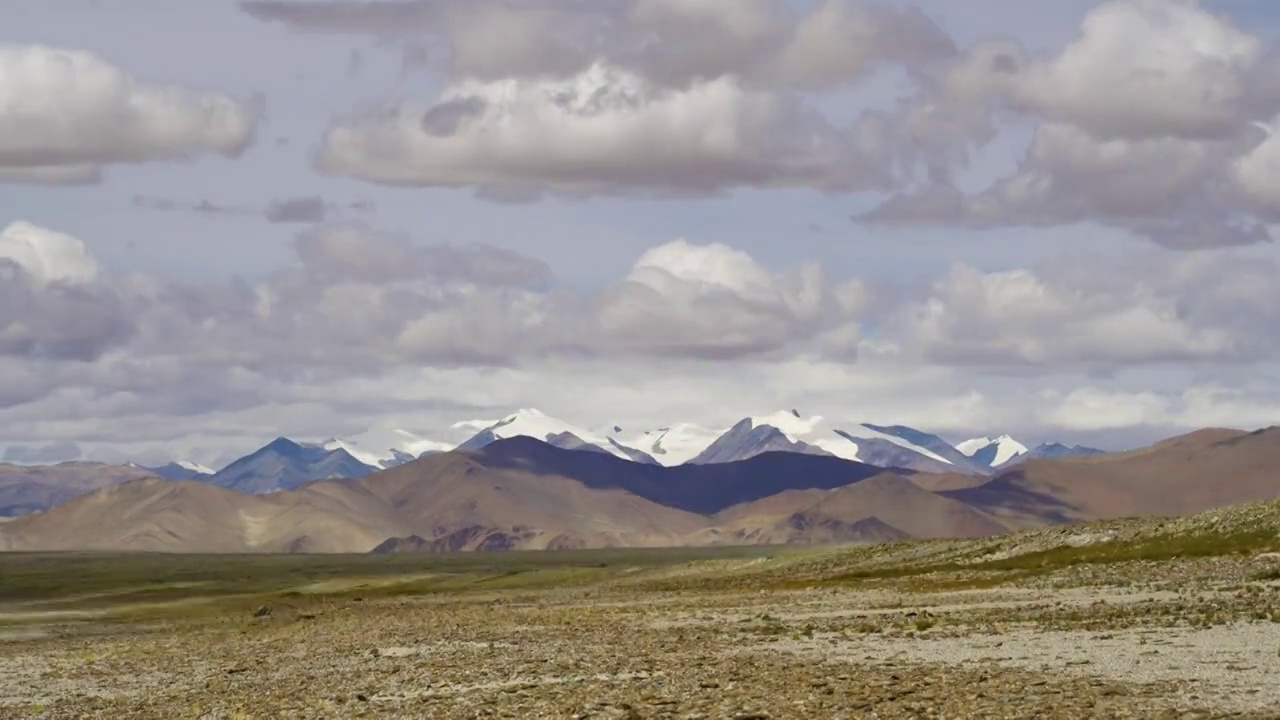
<box><xmin>175</xmin><ymin>460</ymin><xmax>214</xmax><ymax>475</ymax></box>
<box><xmin>838</xmin><ymin>424</ymin><xmax>954</xmax><ymax>465</ymax></box>
<box><xmin>748</xmin><ymin>410</ymin><xmax>829</xmax><ymax>443</ymax></box>
<box><xmin>460</xmin><ymin>408</ymin><xmax>642</xmax><ymax>461</ymax></box>
<box><xmin>956</xmin><ymin>435</ymin><xmax>1029</xmax><ymax>467</ymax></box>
<box><xmin>612</xmin><ymin>422</ymin><xmax>723</xmax><ymax>466</ymax></box>
<box><xmin>325</xmin><ymin>427</ymin><xmax>452</xmax><ymax>468</ymax></box>
<box><xmin>321</xmin><ymin>439</ymin><xmax>385</xmax><ymax>468</ymax></box>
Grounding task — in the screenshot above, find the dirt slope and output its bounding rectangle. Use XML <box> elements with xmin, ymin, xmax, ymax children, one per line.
<box><xmin>947</xmin><ymin>427</ymin><xmax>1280</xmax><ymax>525</ymax></box>
<box><xmin>705</xmin><ymin>473</ymin><xmax>1008</xmax><ymax>545</ymax></box>
<box><xmin>0</xmin><ymin>451</ymin><xmax>710</xmax><ymax>553</ymax></box>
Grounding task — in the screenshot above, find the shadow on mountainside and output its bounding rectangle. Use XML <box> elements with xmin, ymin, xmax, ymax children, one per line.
<box><xmin>471</xmin><ymin>436</ymin><xmax>908</xmax><ymax>515</ymax></box>
<box><xmin>940</xmin><ymin>470</ymin><xmax>1080</xmax><ymax>525</ymax></box>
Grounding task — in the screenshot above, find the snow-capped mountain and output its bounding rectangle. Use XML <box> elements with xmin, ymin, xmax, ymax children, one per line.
<box><xmin>687</xmin><ymin>411</ymin><xmax>989</xmax><ymax>474</ymax></box>
<box><xmin>321</xmin><ymin>426</ymin><xmax>450</xmax><ymax>470</ymax></box>
<box><xmin>607</xmin><ymin>422</ymin><xmax>725</xmax><ymax>467</ymax></box>
<box><xmin>155</xmin><ymin>411</ymin><xmax>1114</xmax><ymax>491</ymax></box>
<box><xmin>957</xmin><ymin>436</ymin><xmax>1105</xmax><ymax>468</ymax></box>
<box><xmin>956</xmin><ymin>435</ymin><xmax>1030</xmax><ymax>468</ymax></box>
<box><xmin>139</xmin><ymin>460</ymin><xmax>215</xmax><ymax>480</ymax></box>
<box><xmin>453</xmin><ymin>409</ymin><xmax>657</xmax><ymax>464</ymax></box>
<box><xmin>852</xmin><ymin>423</ymin><xmax>980</xmax><ymax>469</ymax></box>
<box><xmin>1021</xmin><ymin>442</ymin><xmax>1105</xmax><ymax>461</ymax></box>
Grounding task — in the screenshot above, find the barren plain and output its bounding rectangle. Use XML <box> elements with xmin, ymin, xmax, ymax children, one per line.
<box><xmin>3</xmin><ymin>499</ymin><xmax>1280</xmax><ymax>719</ymax></box>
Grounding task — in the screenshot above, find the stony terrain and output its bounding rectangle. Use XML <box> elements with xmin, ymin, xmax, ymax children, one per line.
<box><xmin>2</xmin><ymin>500</ymin><xmax>1280</xmax><ymax>719</ymax></box>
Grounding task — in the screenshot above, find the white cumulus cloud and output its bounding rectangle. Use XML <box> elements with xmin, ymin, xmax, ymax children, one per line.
<box><xmin>0</xmin><ymin>44</ymin><xmax>263</xmax><ymax>183</ymax></box>
<box><xmin>0</xmin><ymin>221</ymin><xmax>100</xmax><ymax>286</ymax></box>
<box><xmin>319</xmin><ymin>63</ymin><xmax>893</xmax><ymax>197</ymax></box>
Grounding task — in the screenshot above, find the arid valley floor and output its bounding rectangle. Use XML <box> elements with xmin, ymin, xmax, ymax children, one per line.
<box><xmin>4</xmin><ymin>500</ymin><xmax>1280</xmax><ymax>719</ymax></box>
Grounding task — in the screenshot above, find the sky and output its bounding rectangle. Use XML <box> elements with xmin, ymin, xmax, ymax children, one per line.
<box><xmin>3</xmin><ymin>0</ymin><xmax>1280</xmax><ymax>467</ymax></box>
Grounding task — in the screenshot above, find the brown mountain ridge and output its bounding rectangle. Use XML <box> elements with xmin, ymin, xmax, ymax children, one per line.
<box><xmin>2</xmin><ymin>428</ymin><xmax>1279</xmax><ymax>553</ymax></box>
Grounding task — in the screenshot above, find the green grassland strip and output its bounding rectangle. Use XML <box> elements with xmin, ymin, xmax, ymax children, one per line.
<box><xmin>819</xmin><ymin>526</ymin><xmax>1280</xmax><ymax>587</ymax></box>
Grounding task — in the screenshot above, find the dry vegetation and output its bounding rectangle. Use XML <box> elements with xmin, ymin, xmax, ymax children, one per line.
<box><xmin>3</xmin><ymin>500</ymin><xmax>1280</xmax><ymax>719</ymax></box>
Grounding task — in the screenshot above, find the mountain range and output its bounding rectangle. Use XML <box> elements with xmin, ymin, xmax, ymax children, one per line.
<box><xmin>296</xmin><ymin>408</ymin><xmax>1108</xmax><ymax>478</ymax></box>
<box><xmin>0</xmin><ymin>462</ymin><xmax>155</xmax><ymax>517</ymax></box>
<box><xmin>2</xmin><ymin>426</ymin><xmax>1276</xmax><ymax>554</ymax></box>
<box><xmin>0</xmin><ymin>408</ymin><xmax>1106</xmax><ymax>516</ymax></box>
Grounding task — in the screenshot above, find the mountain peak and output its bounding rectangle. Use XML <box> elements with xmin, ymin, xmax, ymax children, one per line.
<box><xmin>956</xmin><ymin>435</ymin><xmax>1030</xmax><ymax>468</ymax></box>
<box><xmin>174</xmin><ymin>460</ymin><xmax>214</xmax><ymax>475</ymax></box>
<box><xmin>455</xmin><ymin>409</ymin><xmax>654</xmax><ymax>463</ymax></box>
<box><xmin>263</xmin><ymin>437</ymin><xmax>303</xmax><ymax>453</ymax></box>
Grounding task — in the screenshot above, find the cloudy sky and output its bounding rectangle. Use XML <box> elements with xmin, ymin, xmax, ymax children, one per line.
<box><xmin>3</xmin><ymin>0</ymin><xmax>1280</xmax><ymax>467</ymax></box>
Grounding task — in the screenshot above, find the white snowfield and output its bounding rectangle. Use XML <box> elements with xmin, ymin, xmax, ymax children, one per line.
<box><xmin>957</xmin><ymin>435</ymin><xmax>1030</xmax><ymax>467</ymax></box>
<box><xmin>321</xmin><ymin>439</ymin><xmax>388</xmax><ymax>469</ymax></box>
<box><xmin>174</xmin><ymin>460</ymin><xmax>214</xmax><ymax>475</ymax></box>
<box><xmin>342</xmin><ymin>408</ymin><xmax>965</xmax><ymax>468</ymax></box>
<box><xmin>742</xmin><ymin>411</ymin><xmax>954</xmax><ymax>466</ymax></box>
<box><xmin>610</xmin><ymin>422</ymin><xmax>723</xmax><ymax>466</ymax></box>
<box><xmin>324</xmin><ymin>428</ymin><xmax>453</xmax><ymax>468</ymax></box>
<box><xmin>453</xmin><ymin>408</ymin><xmax>637</xmax><ymax>462</ymax></box>
<box><xmin>125</xmin><ymin>460</ymin><xmax>214</xmax><ymax>475</ymax></box>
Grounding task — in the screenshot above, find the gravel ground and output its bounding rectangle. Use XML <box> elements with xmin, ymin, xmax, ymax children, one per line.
<box><xmin>768</xmin><ymin>620</ymin><xmax>1280</xmax><ymax>715</ymax></box>
<box><xmin>3</xmin><ymin>578</ymin><xmax>1280</xmax><ymax>719</ymax></box>
<box><xmin>5</xmin><ymin>501</ymin><xmax>1280</xmax><ymax>719</ymax></box>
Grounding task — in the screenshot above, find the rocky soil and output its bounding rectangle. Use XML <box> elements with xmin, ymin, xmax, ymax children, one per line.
<box><xmin>3</xmin><ymin>501</ymin><xmax>1280</xmax><ymax>718</ymax></box>
<box><xmin>2</xmin><ymin>582</ymin><xmax>1278</xmax><ymax>718</ymax></box>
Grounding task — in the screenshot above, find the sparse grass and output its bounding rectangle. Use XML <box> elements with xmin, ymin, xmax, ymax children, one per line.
<box><xmin>1252</xmin><ymin>567</ymin><xmax>1280</xmax><ymax>582</ymax></box>
<box><xmin>814</xmin><ymin>526</ymin><xmax>1280</xmax><ymax>590</ymax></box>
<box><xmin>4</xmin><ymin>506</ymin><xmax>1280</xmax><ymax>718</ymax></box>
<box><xmin>0</xmin><ymin>545</ymin><xmax>783</xmax><ymax>626</ymax></box>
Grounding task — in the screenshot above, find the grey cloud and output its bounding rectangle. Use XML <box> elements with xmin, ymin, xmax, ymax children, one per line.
<box><xmin>293</xmin><ymin>223</ymin><xmax>424</xmax><ymax>282</ymax></box>
<box><xmin>594</xmin><ymin>281</ymin><xmax>805</xmax><ymax>360</ymax></box>
<box><xmin>291</xmin><ymin>224</ymin><xmax>554</xmax><ymax>296</ymax></box>
<box><xmin>0</xmin><ymin>262</ymin><xmax>136</xmax><ymax>362</ymax></box>
<box><xmin>860</xmin><ymin>3</ymin><xmax>1280</xmax><ymax>248</ymax></box>
<box><xmin>892</xmin><ymin>251</ymin><xmax>1280</xmax><ymax>371</ymax></box>
<box><xmin>16</xmin><ymin>219</ymin><xmax>1280</xmax><ymax>454</ymax></box>
<box><xmin>133</xmin><ymin>195</ymin><xmax>247</xmax><ymax>216</ymax></box>
<box><xmin>0</xmin><ymin>222</ymin><xmax>880</xmax><ymax>424</ymax></box>
<box><xmin>933</xmin><ymin>5</ymin><xmax>1275</xmax><ymax>142</ymax></box>
<box><xmin>240</xmin><ymin>0</ymin><xmax>465</xmax><ymax>37</ymax></box>
<box><xmin>991</xmin><ymin>53</ymin><xmax>1018</xmax><ymax>75</ymax></box>
<box><xmin>242</xmin><ymin>0</ymin><xmax>953</xmax><ymax>89</ymax></box>
<box><xmin>768</xmin><ymin>1</ymin><xmax>955</xmax><ymax>88</ymax></box>
<box><xmin>250</xmin><ymin>0</ymin><xmax>957</xmax><ymax>199</ymax></box>
<box><xmin>0</xmin><ymin>164</ymin><xmax>103</xmax><ymax>185</ymax></box>
<box><xmin>319</xmin><ymin>74</ymin><xmax>899</xmax><ymax>197</ymax></box>
<box><xmin>1132</xmin><ymin>217</ymin><xmax>1272</xmax><ymax>251</ymax></box>
<box><xmin>419</xmin><ymin>244</ymin><xmax>552</xmax><ymax>290</ymax></box>
<box><xmin>134</xmin><ymin>194</ymin><xmax>372</xmax><ymax>225</ymax></box>
<box><xmin>420</xmin><ymin>96</ymin><xmax>487</xmax><ymax>137</ymax></box>
<box><xmin>271</xmin><ymin>228</ymin><xmax>854</xmax><ymax>365</ymax></box>
<box><xmin>264</xmin><ymin>195</ymin><xmax>330</xmax><ymax>223</ymax></box>
<box><xmin>859</xmin><ymin>124</ymin><xmax>1274</xmax><ymax>249</ymax></box>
